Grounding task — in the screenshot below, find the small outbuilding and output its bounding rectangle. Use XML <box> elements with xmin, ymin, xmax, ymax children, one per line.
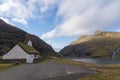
<box><xmin>2</xmin><ymin>40</ymin><xmax>40</xmax><ymax>63</ymax></box>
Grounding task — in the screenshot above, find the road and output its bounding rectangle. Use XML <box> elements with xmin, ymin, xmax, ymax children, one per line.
<box><xmin>0</xmin><ymin>61</ymin><xmax>95</xmax><ymax>80</ymax></box>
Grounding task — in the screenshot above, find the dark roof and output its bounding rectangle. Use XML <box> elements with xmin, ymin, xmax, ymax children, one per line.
<box><xmin>18</xmin><ymin>42</ymin><xmax>39</xmax><ymax>54</ymax></box>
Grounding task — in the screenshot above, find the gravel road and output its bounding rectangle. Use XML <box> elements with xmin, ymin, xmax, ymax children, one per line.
<box><xmin>0</xmin><ymin>61</ymin><xmax>95</xmax><ymax>80</ymax></box>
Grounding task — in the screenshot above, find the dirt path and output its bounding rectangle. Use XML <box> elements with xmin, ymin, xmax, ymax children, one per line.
<box><xmin>0</xmin><ymin>61</ymin><xmax>95</xmax><ymax>80</ymax></box>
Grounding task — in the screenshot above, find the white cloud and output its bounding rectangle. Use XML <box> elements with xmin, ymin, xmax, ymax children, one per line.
<box><xmin>0</xmin><ymin>0</ymin><xmax>39</xmax><ymax>25</ymax></box>
<box><xmin>0</xmin><ymin>0</ymin><xmax>120</xmax><ymax>37</ymax></box>
<box><xmin>41</xmin><ymin>0</ymin><xmax>120</xmax><ymax>39</ymax></box>
<box><xmin>0</xmin><ymin>17</ymin><xmax>10</xmax><ymax>23</ymax></box>
<box><xmin>39</xmin><ymin>0</ymin><xmax>59</xmax><ymax>13</ymax></box>
<box><xmin>41</xmin><ymin>29</ymin><xmax>57</xmax><ymax>39</ymax></box>
<box><xmin>0</xmin><ymin>0</ymin><xmax>60</xmax><ymax>26</ymax></box>
<box><xmin>0</xmin><ymin>17</ymin><xmax>16</xmax><ymax>26</ymax></box>
<box><xmin>12</xmin><ymin>18</ymin><xmax>27</xmax><ymax>25</ymax></box>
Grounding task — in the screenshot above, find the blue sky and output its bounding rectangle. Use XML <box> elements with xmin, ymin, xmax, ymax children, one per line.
<box><xmin>0</xmin><ymin>0</ymin><xmax>120</xmax><ymax>51</ymax></box>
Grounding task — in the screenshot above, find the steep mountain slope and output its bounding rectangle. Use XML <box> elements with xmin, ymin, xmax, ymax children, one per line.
<box><xmin>0</xmin><ymin>19</ymin><xmax>56</xmax><ymax>56</ymax></box>
<box><xmin>60</xmin><ymin>31</ymin><xmax>120</xmax><ymax>58</ymax></box>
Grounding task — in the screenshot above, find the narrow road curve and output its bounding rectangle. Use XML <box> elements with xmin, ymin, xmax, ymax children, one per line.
<box><xmin>0</xmin><ymin>61</ymin><xmax>95</xmax><ymax>80</ymax></box>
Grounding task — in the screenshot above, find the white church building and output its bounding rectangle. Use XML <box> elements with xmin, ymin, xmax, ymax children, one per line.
<box><xmin>3</xmin><ymin>40</ymin><xmax>40</xmax><ymax>63</ymax></box>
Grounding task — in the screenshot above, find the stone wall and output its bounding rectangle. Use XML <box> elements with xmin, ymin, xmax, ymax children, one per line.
<box><xmin>0</xmin><ymin>59</ymin><xmax>26</xmax><ymax>63</ymax></box>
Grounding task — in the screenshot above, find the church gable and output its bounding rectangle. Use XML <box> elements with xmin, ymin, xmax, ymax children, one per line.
<box><xmin>3</xmin><ymin>43</ymin><xmax>40</xmax><ymax>63</ymax></box>
<box><xmin>3</xmin><ymin>44</ymin><xmax>30</xmax><ymax>59</ymax></box>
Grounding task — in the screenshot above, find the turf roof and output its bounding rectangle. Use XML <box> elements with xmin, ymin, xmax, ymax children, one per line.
<box><xmin>18</xmin><ymin>42</ymin><xmax>39</xmax><ymax>54</ymax></box>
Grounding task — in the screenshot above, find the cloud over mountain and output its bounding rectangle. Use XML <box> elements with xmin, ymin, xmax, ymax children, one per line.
<box><xmin>41</xmin><ymin>0</ymin><xmax>120</xmax><ymax>39</ymax></box>
<box><xmin>0</xmin><ymin>0</ymin><xmax>120</xmax><ymax>39</ymax></box>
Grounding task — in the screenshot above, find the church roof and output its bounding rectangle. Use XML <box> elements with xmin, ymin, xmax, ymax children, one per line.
<box><xmin>18</xmin><ymin>42</ymin><xmax>39</xmax><ymax>54</ymax></box>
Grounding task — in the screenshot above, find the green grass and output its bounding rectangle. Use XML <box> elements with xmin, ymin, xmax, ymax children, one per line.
<box><xmin>49</xmin><ymin>57</ymin><xmax>120</xmax><ymax>80</ymax></box>
<box><xmin>89</xmin><ymin>37</ymin><xmax>120</xmax><ymax>58</ymax></box>
<box><xmin>67</xmin><ymin>31</ymin><xmax>120</xmax><ymax>58</ymax></box>
<box><xmin>50</xmin><ymin>57</ymin><xmax>97</xmax><ymax>67</ymax></box>
<box><xmin>0</xmin><ymin>56</ymin><xmax>2</xmax><ymax>59</ymax></box>
<box><xmin>18</xmin><ymin>42</ymin><xmax>39</xmax><ymax>54</ymax></box>
<box><xmin>79</xmin><ymin>64</ymin><xmax>120</xmax><ymax>80</ymax></box>
<box><xmin>0</xmin><ymin>64</ymin><xmax>13</xmax><ymax>71</ymax></box>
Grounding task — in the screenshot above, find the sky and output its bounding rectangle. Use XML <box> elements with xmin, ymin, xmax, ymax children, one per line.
<box><xmin>0</xmin><ymin>0</ymin><xmax>120</xmax><ymax>51</ymax></box>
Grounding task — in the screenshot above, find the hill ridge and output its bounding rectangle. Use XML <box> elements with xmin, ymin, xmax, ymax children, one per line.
<box><xmin>0</xmin><ymin>19</ymin><xmax>56</xmax><ymax>56</ymax></box>
<box><xmin>60</xmin><ymin>31</ymin><xmax>120</xmax><ymax>58</ymax></box>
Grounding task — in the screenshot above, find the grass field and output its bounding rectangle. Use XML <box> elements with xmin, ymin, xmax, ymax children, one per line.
<box><xmin>0</xmin><ymin>56</ymin><xmax>16</xmax><ymax>71</ymax></box>
<box><xmin>50</xmin><ymin>57</ymin><xmax>120</xmax><ymax>80</ymax></box>
<box><xmin>79</xmin><ymin>64</ymin><xmax>120</xmax><ymax>80</ymax></box>
<box><xmin>0</xmin><ymin>56</ymin><xmax>2</xmax><ymax>59</ymax></box>
<box><xmin>0</xmin><ymin>64</ymin><xmax>13</xmax><ymax>71</ymax></box>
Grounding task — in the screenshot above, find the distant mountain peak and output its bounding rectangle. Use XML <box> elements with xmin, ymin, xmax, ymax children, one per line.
<box><xmin>60</xmin><ymin>31</ymin><xmax>120</xmax><ymax>58</ymax></box>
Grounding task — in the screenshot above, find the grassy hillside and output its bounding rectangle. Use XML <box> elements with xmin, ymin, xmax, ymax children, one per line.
<box><xmin>0</xmin><ymin>19</ymin><xmax>56</xmax><ymax>56</ymax></box>
<box><xmin>60</xmin><ymin>31</ymin><xmax>120</xmax><ymax>58</ymax></box>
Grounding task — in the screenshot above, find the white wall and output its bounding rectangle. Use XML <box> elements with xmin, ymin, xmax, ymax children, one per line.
<box><xmin>3</xmin><ymin>44</ymin><xmax>34</xmax><ymax>63</ymax></box>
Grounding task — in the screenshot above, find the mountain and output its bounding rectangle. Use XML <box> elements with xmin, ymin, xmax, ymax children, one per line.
<box><xmin>54</xmin><ymin>47</ymin><xmax>62</xmax><ymax>52</ymax></box>
<box><xmin>60</xmin><ymin>31</ymin><xmax>120</xmax><ymax>58</ymax></box>
<box><xmin>0</xmin><ymin>19</ymin><xmax>56</xmax><ymax>56</ymax></box>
